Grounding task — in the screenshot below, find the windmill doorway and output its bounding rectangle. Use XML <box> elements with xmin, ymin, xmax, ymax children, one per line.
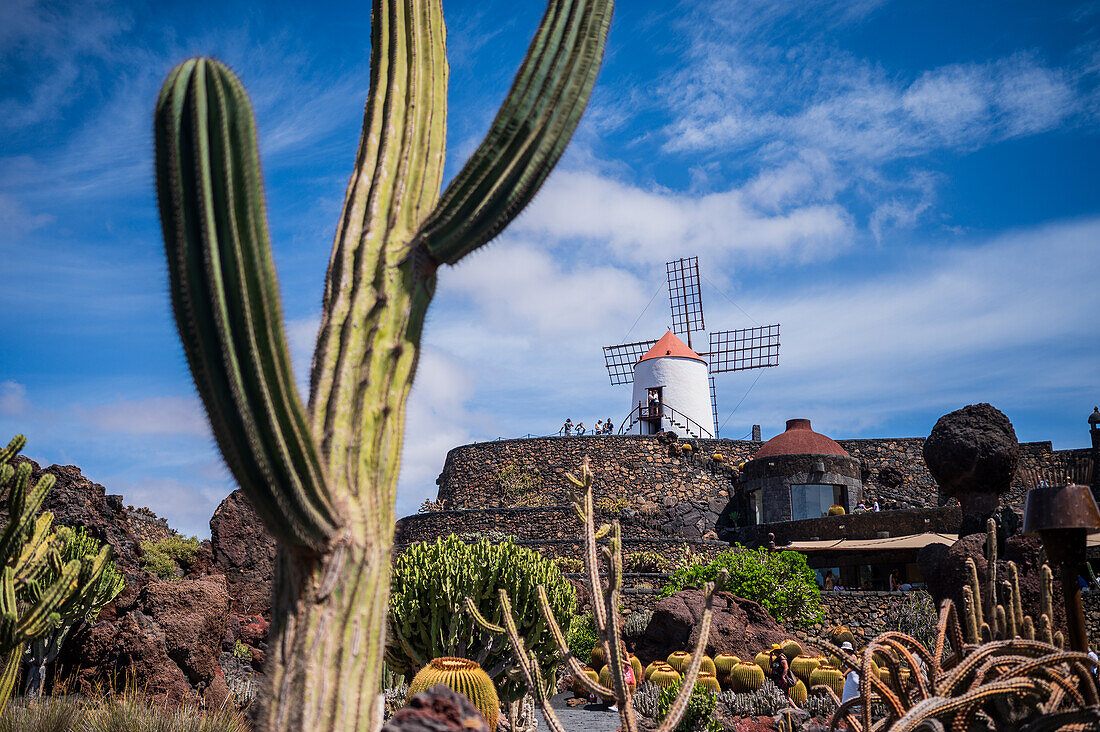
<box><xmin>641</xmin><ymin>387</ymin><xmax>664</xmax><ymax>434</ymax></box>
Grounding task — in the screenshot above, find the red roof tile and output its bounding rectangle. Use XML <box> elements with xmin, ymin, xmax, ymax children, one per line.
<box><xmin>753</xmin><ymin>419</ymin><xmax>849</xmax><ymax>459</ymax></box>
<box><xmin>639</xmin><ymin>331</ymin><xmax>705</xmax><ymax>363</ymax></box>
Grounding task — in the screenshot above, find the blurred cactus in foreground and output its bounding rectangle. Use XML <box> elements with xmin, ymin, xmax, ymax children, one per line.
<box><xmin>0</xmin><ymin>436</ymin><xmax>118</xmax><ymax>709</ymax></box>
<box><xmin>153</xmin><ymin>1</ymin><xmax>613</xmax><ymax>728</ymax></box>
<box><xmin>466</xmin><ymin>459</ymin><xmax>727</xmax><ymax>732</ymax></box>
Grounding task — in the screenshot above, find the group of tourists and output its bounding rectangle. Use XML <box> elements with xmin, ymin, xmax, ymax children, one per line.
<box><xmin>559</xmin><ymin>417</ymin><xmax>615</xmax><ymax>436</ymax></box>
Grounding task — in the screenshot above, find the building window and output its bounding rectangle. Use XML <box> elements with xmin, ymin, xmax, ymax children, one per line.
<box><xmin>748</xmin><ymin>490</ymin><xmax>762</xmax><ymax>525</ymax></box>
<box><xmin>790</xmin><ymin>484</ymin><xmax>843</xmax><ymax>521</ymax></box>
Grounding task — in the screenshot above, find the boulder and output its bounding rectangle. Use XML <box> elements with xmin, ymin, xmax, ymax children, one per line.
<box><xmin>210</xmin><ymin>489</ymin><xmax>278</xmax><ymax>614</ymax></box>
<box><xmin>632</xmin><ymin>588</ymin><xmax>808</xmax><ymax>664</ymax></box>
<box><xmin>923</xmin><ymin>404</ymin><xmax>1019</xmax><ymax>533</ymax></box>
<box><xmin>58</xmin><ymin>576</ymin><xmax>232</xmax><ymax>703</ymax></box>
<box><xmin>383</xmin><ymin>684</ymin><xmax>491</xmax><ymax>732</ymax></box>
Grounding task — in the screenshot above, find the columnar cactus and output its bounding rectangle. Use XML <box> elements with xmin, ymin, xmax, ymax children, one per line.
<box><xmin>153</xmin><ymin>1</ymin><xmax>613</xmax><ymax>730</ymax></box>
<box><xmin>0</xmin><ymin>436</ymin><xmax>118</xmax><ymax>709</ymax></box>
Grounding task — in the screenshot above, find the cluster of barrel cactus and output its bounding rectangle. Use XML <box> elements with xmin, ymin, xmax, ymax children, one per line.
<box><xmin>153</xmin><ymin>0</ymin><xmax>614</xmax><ymax>728</ymax></box>
<box><xmin>717</xmin><ymin>679</ymin><xmax>791</xmax><ymax>718</ymax></box>
<box><xmin>388</xmin><ymin>534</ymin><xmax>574</xmax><ymax>701</ymax></box>
<box><xmin>0</xmin><ymin>436</ymin><xmax>121</xmax><ymax>708</ymax></box>
<box><xmin>465</xmin><ymin>459</ymin><xmax>727</xmax><ymax>732</ymax></box>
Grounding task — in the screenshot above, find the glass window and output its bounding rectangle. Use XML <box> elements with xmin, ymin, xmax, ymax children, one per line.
<box><xmin>790</xmin><ymin>484</ymin><xmax>843</xmax><ymax>521</ymax></box>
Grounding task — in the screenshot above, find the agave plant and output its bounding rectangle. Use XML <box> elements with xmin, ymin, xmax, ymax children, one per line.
<box><xmin>153</xmin><ymin>1</ymin><xmax>613</xmax><ymax>729</ymax></box>
<box><xmin>465</xmin><ymin>459</ymin><xmax>728</xmax><ymax>732</ymax></box>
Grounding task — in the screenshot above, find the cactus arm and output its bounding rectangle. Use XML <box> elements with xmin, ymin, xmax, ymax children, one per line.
<box><xmin>654</xmin><ymin>582</ymin><xmax>719</xmax><ymax>732</ymax></box>
<box><xmin>0</xmin><ymin>642</ymin><xmax>22</xmax><ymax>711</ymax></box>
<box><xmin>0</xmin><ymin>464</ymin><xmax>55</xmax><ymax>563</ymax></box>
<box><xmin>155</xmin><ymin>58</ymin><xmax>339</xmax><ymax>552</ymax></box>
<box><xmin>416</xmin><ymin>0</ymin><xmax>615</xmax><ymax>265</ymax></box>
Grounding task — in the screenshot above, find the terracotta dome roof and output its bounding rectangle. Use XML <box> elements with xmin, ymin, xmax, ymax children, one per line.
<box><xmin>638</xmin><ymin>331</ymin><xmax>705</xmax><ymax>364</ymax></box>
<box><xmin>753</xmin><ymin>419</ymin><xmax>849</xmax><ymax>459</ymax></box>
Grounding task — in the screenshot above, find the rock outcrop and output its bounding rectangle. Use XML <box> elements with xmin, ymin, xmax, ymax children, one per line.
<box><xmin>632</xmin><ymin>588</ymin><xmax>809</xmax><ymax>664</ymax></box>
<box><xmin>383</xmin><ymin>685</ymin><xmax>491</xmax><ymax>732</ymax></box>
<box><xmin>59</xmin><ymin>575</ymin><xmax>232</xmax><ymax>705</ymax></box>
<box><xmin>923</xmin><ymin>404</ymin><xmax>1019</xmax><ymax>533</ymax></box>
<box><xmin>210</xmin><ymin>489</ymin><xmax>277</xmax><ymax>615</ymax></box>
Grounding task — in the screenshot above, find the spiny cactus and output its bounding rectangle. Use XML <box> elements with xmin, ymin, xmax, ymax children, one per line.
<box><xmin>729</xmin><ymin>661</ymin><xmax>765</xmax><ymax>692</ymax></box>
<box><xmin>790</xmin><ymin>655</ymin><xmax>823</xmax><ymax>686</ymax></box>
<box><xmin>388</xmin><ymin>535</ymin><xmax>574</xmax><ymax>701</ymax></box>
<box><xmin>408</xmin><ymin>657</ymin><xmax>499</xmax><ymax>729</ymax></box>
<box><xmin>808</xmin><ymin>664</ymin><xmax>844</xmax><ymax>697</ymax></box>
<box><xmin>649</xmin><ymin>664</ymin><xmax>682</xmax><ymax>689</ymax></box>
<box><xmin>0</xmin><ymin>436</ymin><xmax>119</xmax><ymax>709</ymax></box>
<box><xmin>717</xmin><ymin>679</ymin><xmax>790</xmax><ymax>718</ymax></box>
<box><xmin>465</xmin><ymin>459</ymin><xmax>726</xmax><ymax>732</ymax></box>
<box><xmin>153</xmin><ymin>1</ymin><xmax>613</xmax><ymax>729</ymax></box>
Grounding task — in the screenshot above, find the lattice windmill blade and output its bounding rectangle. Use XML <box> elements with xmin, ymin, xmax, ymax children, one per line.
<box><xmin>707</xmin><ymin>324</ymin><xmax>781</xmax><ymax>374</ymax></box>
<box><xmin>602</xmin><ymin>339</ymin><xmax>658</xmax><ymax>385</ymax></box>
<box><xmin>709</xmin><ymin>375</ymin><xmax>720</xmax><ymax>439</ymax></box>
<box><xmin>666</xmin><ymin>257</ymin><xmax>704</xmax><ymax>348</ymax></box>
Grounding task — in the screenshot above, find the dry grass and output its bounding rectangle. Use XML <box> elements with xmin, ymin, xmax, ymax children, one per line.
<box><xmin>0</xmin><ymin>692</ymin><xmax>250</xmax><ymax>732</ymax></box>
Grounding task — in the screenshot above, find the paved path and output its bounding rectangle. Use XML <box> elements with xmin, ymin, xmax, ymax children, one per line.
<box><xmin>535</xmin><ymin>692</ymin><xmax>625</xmax><ymax>731</ymax></box>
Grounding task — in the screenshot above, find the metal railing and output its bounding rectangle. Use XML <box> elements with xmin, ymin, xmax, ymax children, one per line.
<box><xmin>618</xmin><ymin>401</ymin><xmax>713</xmax><ymax>439</ymax></box>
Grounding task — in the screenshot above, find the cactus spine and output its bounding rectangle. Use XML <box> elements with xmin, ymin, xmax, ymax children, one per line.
<box><xmin>780</xmin><ymin>639</ymin><xmax>802</xmax><ymax>660</ymax></box>
<box><xmin>730</xmin><ymin>661</ymin><xmax>765</xmax><ymax>692</ymax></box>
<box><xmin>696</xmin><ymin>671</ymin><xmax>721</xmax><ymax>693</ymax></box>
<box><xmin>790</xmin><ymin>656</ymin><xmax>823</xmax><ymax>686</ymax></box>
<box><xmin>666</xmin><ymin>650</ymin><xmax>691</xmax><ymax>673</ymax></box>
<box><xmin>649</xmin><ymin>664</ymin><xmax>682</xmax><ymax>689</ymax></box>
<box><xmin>808</xmin><ymin>664</ymin><xmax>844</xmax><ymax>696</ymax></box>
<box><xmin>409</xmin><ymin>657</ymin><xmax>499</xmax><ymax>729</ymax></box>
<box><xmin>153</xmin><ymin>2</ymin><xmax>613</xmax><ymax>729</ymax></box>
<box><xmin>788</xmin><ymin>679</ymin><xmax>807</xmax><ymax>705</ymax></box>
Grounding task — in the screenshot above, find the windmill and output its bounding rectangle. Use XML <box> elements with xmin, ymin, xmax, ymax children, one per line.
<box><xmin>602</xmin><ymin>257</ymin><xmax>780</xmax><ymax>439</ymax></box>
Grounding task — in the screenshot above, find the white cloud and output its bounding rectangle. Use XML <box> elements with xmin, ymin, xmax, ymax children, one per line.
<box><xmin>0</xmin><ymin>382</ymin><xmax>29</xmax><ymax>417</ymax></box>
<box><xmin>0</xmin><ymin>194</ymin><xmax>53</xmax><ymax>240</ymax></box>
<box><xmin>75</xmin><ymin>396</ymin><xmax>209</xmax><ymax>436</ymax></box>
<box><xmin>512</xmin><ymin>169</ymin><xmax>854</xmax><ymax>267</ymax></box>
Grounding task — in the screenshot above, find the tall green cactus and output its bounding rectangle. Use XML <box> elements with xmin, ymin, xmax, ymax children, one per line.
<box><xmin>153</xmin><ymin>2</ymin><xmax>613</xmax><ymax>729</ymax></box>
<box><xmin>0</xmin><ymin>436</ymin><xmax>117</xmax><ymax>709</ymax></box>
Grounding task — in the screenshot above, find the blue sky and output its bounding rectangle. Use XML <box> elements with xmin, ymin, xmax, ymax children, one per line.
<box><xmin>2</xmin><ymin>0</ymin><xmax>1098</xmax><ymax>537</ymax></box>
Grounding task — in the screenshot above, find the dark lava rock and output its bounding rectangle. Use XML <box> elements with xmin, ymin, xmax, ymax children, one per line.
<box><xmin>59</xmin><ymin>576</ymin><xmax>232</xmax><ymax>704</ymax></box>
<box><xmin>633</xmin><ymin>588</ymin><xmax>811</xmax><ymax>664</ymax></box>
<box><xmin>923</xmin><ymin>403</ymin><xmax>1019</xmax><ymax>532</ymax></box>
<box><xmin>383</xmin><ymin>684</ymin><xmax>491</xmax><ymax>732</ymax></box>
<box><xmin>210</xmin><ymin>489</ymin><xmax>277</xmax><ymax>615</ymax></box>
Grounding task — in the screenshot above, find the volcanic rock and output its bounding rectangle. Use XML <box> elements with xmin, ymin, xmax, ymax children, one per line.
<box><xmin>210</xmin><ymin>489</ymin><xmax>277</xmax><ymax>615</ymax></box>
<box><xmin>383</xmin><ymin>684</ymin><xmax>491</xmax><ymax>732</ymax></box>
<box><xmin>632</xmin><ymin>588</ymin><xmax>808</xmax><ymax>664</ymax></box>
<box><xmin>59</xmin><ymin>575</ymin><xmax>232</xmax><ymax>704</ymax></box>
<box><xmin>923</xmin><ymin>403</ymin><xmax>1019</xmax><ymax>533</ymax></box>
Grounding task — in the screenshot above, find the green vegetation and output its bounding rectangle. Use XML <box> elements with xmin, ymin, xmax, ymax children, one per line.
<box><xmin>388</xmin><ymin>535</ymin><xmax>575</xmax><ymax>701</ymax></box>
<box><xmin>660</xmin><ymin>545</ymin><xmax>824</xmax><ymax>625</ymax></box>
<box><xmin>233</xmin><ymin>639</ymin><xmax>253</xmax><ymax>660</ymax></box>
<box><xmin>21</xmin><ymin>526</ymin><xmax>125</xmax><ymax>697</ymax></box>
<box><xmin>595</xmin><ymin>495</ymin><xmax>632</xmax><ymax>514</ymax></box>
<box><xmin>497</xmin><ymin>462</ymin><xmax>540</xmax><ymax>498</ymax></box>
<box><xmin>566</xmin><ymin>613</ymin><xmax>599</xmax><ymax>664</ymax></box>
<box><xmin>139</xmin><ymin>535</ymin><xmax>200</xmax><ymax>580</ymax></box>
<box><xmin>624</xmin><ymin>550</ymin><xmax>671</xmax><ymax>573</ymax></box>
<box><xmin>153</xmin><ymin>1</ymin><xmax>613</xmax><ymax>725</ymax></box>
<box><xmin>656</xmin><ymin>680</ymin><xmax>721</xmax><ymax>732</ymax></box>
<box><xmin>884</xmin><ymin>589</ymin><xmax>939</xmax><ymax>650</ymax></box>
<box><xmin>0</xmin><ymin>435</ymin><xmax>124</xmax><ymax>710</ymax></box>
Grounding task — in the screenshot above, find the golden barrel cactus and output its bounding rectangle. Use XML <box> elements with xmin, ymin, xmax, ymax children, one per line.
<box><xmin>780</xmin><ymin>639</ymin><xmax>802</xmax><ymax>660</ymax></box>
<box><xmin>409</xmin><ymin>657</ymin><xmax>500</xmax><ymax>729</ymax></box>
<box><xmin>754</xmin><ymin>647</ymin><xmax>778</xmax><ymax>674</ymax></box>
<box><xmin>650</xmin><ymin>664</ymin><xmax>682</xmax><ymax>689</ymax></box>
<box><xmin>827</xmin><ymin>626</ymin><xmax>857</xmax><ymax>647</ymax></box>
<box><xmin>696</xmin><ymin>672</ymin><xmax>721</xmax><ymax>693</ymax></box>
<box><xmin>713</xmin><ymin>653</ymin><xmax>740</xmax><ymax>676</ymax></box>
<box><xmin>599</xmin><ymin>664</ymin><xmax>635</xmax><ymax>701</ymax></box>
<box><xmin>790</xmin><ymin>655</ymin><xmax>824</xmax><ymax>685</ymax></box>
<box><xmin>644</xmin><ymin>661</ymin><xmax>661</xmax><ymax>681</ymax></box>
<box><xmin>589</xmin><ymin>644</ymin><xmax>606</xmax><ymax>670</ymax></box>
<box><xmin>666</xmin><ymin>650</ymin><xmax>692</xmax><ymax>673</ymax></box>
<box><xmin>789</xmin><ymin>679</ymin><xmax>808</xmax><ymax>705</ymax></box>
<box><xmin>828</xmin><ymin>505</ymin><xmax>845</xmax><ymax>516</ymax></box>
<box><xmin>730</xmin><ymin>661</ymin><xmax>765</xmax><ymax>692</ymax></box>
<box><xmin>629</xmin><ymin>654</ymin><xmax>644</xmax><ymax>683</ymax></box>
<box><xmin>572</xmin><ymin>666</ymin><xmax>599</xmax><ymax>697</ymax></box>
<box><xmin>809</xmin><ymin>664</ymin><xmax>845</xmax><ymax>697</ymax></box>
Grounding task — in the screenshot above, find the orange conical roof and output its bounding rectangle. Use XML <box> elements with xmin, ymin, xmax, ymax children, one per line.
<box><xmin>638</xmin><ymin>331</ymin><xmax>705</xmax><ymax>363</ymax></box>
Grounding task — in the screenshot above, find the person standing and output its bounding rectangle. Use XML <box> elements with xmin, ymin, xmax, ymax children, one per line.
<box><xmin>561</xmin><ymin>418</ymin><xmax>572</xmax><ymax>436</ymax></box>
<box><xmin>840</xmin><ymin>641</ymin><xmax>862</xmax><ymax>716</ymax></box>
<box><xmin>606</xmin><ymin>417</ymin><xmax>614</xmax><ymax>434</ymax></box>
<box><xmin>576</xmin><ymin>421</ymin><xmax>586</xmax><ymax>436</ymax></box>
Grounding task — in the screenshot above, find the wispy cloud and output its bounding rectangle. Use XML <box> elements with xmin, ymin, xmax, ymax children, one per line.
<box><xmin>0</xmin><ymin>382</ymin><xmax>29</xmax><ymax>417</ymax></box>
<box><xmin>74</xmin><ymin>396</ymin><xmax>209</xmax><ymax>436</ymax></box>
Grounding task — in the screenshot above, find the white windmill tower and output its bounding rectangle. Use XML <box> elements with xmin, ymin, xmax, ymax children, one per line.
<box><xmin>602</xmin><ymin>257</ymin><xmax>781</xmax><ymax>439</ymax></box>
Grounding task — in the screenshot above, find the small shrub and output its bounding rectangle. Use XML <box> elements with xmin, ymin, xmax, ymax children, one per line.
<box><xmin>566</xmin><ymin>613</ymin><xmax>599</xmax><ymax>665</ymax></box>
<box><xmin>498</xmin><ymin>462</ymin><xmax>539</xmax><ymax>497</ymax></box>
<box><xmin>624</xmin><ymin>550</ymin><xmax>670</xmax><ymax>573</ymax></box>
<box><xmin>660</xmin><ymin>545</ymin><xmax>823</xmax><ymax>625</ymax></box>
<box><xmin>621</xmin><ymin>610</ymin><xmax>652</xmax><ymax>639</ymax></box>
<box><xmin>595</xmin><ymin>495</ymin><xmax>632</xmax><ymax>514</ymax></box>
<box><xmin>0</xmin><ymin>692</ymin><xmax>250</xmax><ymax>732</ymax></box>
<box><xmin>233</xmin><ymin>639</ymin><xmax>253</xmax><ymax>660</ymax></box>
<box><xmin>140</xmin><ymin>535</ymin><xmax>200</xmax><ymax>580</ymax></box>
<box><xmin>885</xmin><ymin>589</ymin><xmax>939</xmax><ymax>650</ymax></box>
<box><xmin>554</xmin><ymin>556</ymin><xmax>583</xmax><ymax>573</ymax></box>
<box><xmin>657</xmin><ymin>679</ymin><xmax>720</xmax><ymax>732</ymax></box>
<box><xmin>0</xmin><ymin>696</ymin><xmax>82</xmax><ymax>732</ymax></box>
<box><xmin>456</xmin><ymin>530</ymin><xmax>512</xmax><ymax>544</ymax></box>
